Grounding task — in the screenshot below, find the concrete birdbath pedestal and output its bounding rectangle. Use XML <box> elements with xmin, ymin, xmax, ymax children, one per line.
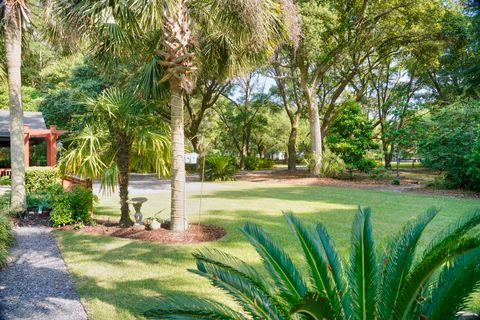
<box><xmin>129</xmin><ymin>197</ymin><xmax>148</xmax><ymax>224</ymax></box>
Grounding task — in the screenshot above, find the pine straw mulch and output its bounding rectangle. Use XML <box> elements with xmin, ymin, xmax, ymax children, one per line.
<box><xmin>59</xmin><ymin>220</ymin><xmax>227</xmax><ymax>244</ymax></box>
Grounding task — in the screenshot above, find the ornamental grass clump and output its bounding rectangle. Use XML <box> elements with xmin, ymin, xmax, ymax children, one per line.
<box><xmin>146</xmin><ymin>207</ymin><xmax>480</xmax><ymax>319</ymax></box>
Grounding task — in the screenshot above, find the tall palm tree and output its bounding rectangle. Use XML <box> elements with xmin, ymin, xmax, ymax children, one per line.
<box><xmin>0</xmin><ymin>0</ymin><xmax>30</xmax><ymax>211</ymax></box>
<box><xmin>60</xmin><ymin>88</ymin><xmax>171</xmax><ymax>226</ymax></box>
<box><xmin>145</xmin><ymin>207</ymin><xmax>480</xmax><ymax>319</ymax></box>
<box><xmin>52</xmin><ymin>0</ymin><xmax>296</xmax><ymax>231</ymax></box>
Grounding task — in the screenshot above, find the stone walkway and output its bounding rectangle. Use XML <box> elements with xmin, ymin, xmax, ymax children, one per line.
<box><xmin>0</xmin><ymin>226</ymin><xmax>88</xmax><ymax>320</ymax></box>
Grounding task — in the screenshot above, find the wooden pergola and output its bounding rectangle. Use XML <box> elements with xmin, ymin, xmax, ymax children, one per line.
<box><xmin>0</xmin><ymin>111</ymin><xmax>67</xmax><ymax>168</ymax></box>
<box><xmin>23</xmin><ymin>124</ymin><xmax>67</xmax><ymax>167</ymax></box>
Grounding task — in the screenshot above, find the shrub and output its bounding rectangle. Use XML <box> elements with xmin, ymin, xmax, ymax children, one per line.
<box><xmin>369</xmin><ymin>167</ymin><xmax>394</xmax><ymax>180</ymax></box>
<box><xmin>244</xmin><ymin>156</ymin><xmax>260</xmax><ymax>171</ymax></box>
<box><xmin>204</xmin><ymin>156</ymin><xmax>236</xmax><ymax>181</ymax></box>
<box><xmin>0</xmin><ymin>175</ymin><xmax>10</xmax><ymax>186</ymax></box>
<box><xmin>25</xmin><ymin>167</ymin><xmax>60</xmax><ymax>193</ymax></box>
<box><xmin>0</xmin><ymin>215</ymin><xmax>12</xmax><ymax>267</ymax></box>
<box><xmin>467</xmin><ymin>127</ymin><xmax>480</xmax><ymax>191</ymax></box>
<box><xmin>258</xmin><ymin>158</ymin><xmax>274</xmax><ymax>170</ymax></box>
<box><xmin>419</xmin><ymin>100</ymin><xmax>480</xmax><ymax>189</ymax></box>
<box><xmin>320</xmin><ymin>148</ymin><xmax>346</xmax><ymax>178</ymax></box>
<box><xmin>145</xmin><ymin>207</ymin><xmax>480</xmax><ymax>319</ymax></box>
<box><xmin>245</xmin><ymin>156</ymin><xmax>274</xmax><ymax>170</ymax></box>
<box><xmin>50</xmin><ymin>186</ymin><xmax>93</xmax><ymax>227</ymax></box>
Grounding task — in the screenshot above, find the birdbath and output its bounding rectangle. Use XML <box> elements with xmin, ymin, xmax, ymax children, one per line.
<box><xmin>129</xmin><ymin>197</ymin><xmax>148</xmax><ymax>224</ymax></box>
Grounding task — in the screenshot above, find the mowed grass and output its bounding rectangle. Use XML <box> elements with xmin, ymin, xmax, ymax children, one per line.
<box><xmin>54</xmin><ymin>181</ymin><xmax>480</xmax><ymax>319</ymax></box>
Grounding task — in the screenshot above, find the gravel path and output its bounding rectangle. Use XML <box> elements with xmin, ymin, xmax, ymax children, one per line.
<box><xmin>0</xmin><ymin>226</ymin><xmax>88</xmax><ymax>320</ymax></box>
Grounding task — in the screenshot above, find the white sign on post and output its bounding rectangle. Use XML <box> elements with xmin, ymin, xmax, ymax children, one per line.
<box><xmin>185</xmin><ymin>152</ymin><xmax>199</xmax><ymax>164</ymax></box>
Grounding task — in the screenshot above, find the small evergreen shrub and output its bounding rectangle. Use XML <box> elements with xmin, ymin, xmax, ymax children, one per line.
<box><xmin>204</xmin><ymin>156</ymin><xmax>236</xmax><ymax>181</ymax></box>
<box><xmin>244</xmin><ymin>156</ymin><xmax>260</xmax><ymax>171</ymax></box>
<box><xmin>369</xmin><ymin>167</ymin><xmax>394</xmax><ymax>180</ymax></box>
<box><xmin>320</xmin><ymin>149</ymin><xmax>346</xmax><ymax>178</ymax></box>
<box><xmin>245</xmin><ymin>156</ymin><xmax>274</xmax><ymax>170</ymax></box>
<box><xmin>25</xmin><ymin>167</ymin><xmax>60</xmax><ymax>193</ymax></box>
<box><xmin>259</xmin><ymin>158</ymin><xmax>274</xmax><ymax>170</ymax></box>
<box><xmin>0</xmin><ymin>176</ymin><xmax>10</xmax><ymax>186</ymax></box>
<box><xmin>0</xmin><ymin>215</ymin><xmax>12</xmax><ymax>267</ymax></box>
<box><xmin>50</xmin><ymin>186</ymin><xmax>93</xmax><ymax>226</ymax></box>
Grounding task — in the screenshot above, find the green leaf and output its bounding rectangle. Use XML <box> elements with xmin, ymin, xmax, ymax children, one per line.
<box><xmin>144</xmin><ymin>295</ymin><xmax>248</xmax><ymax>319</ymax></box>
<box><xmin>291</xmin><ymin>292</ymin><xmax>335</xmax><ymax>320</ymax></box>
<box><xmin>284</xmin><ymin>213</ymin><xmax>342</xmax><ymax>319</ymax></box>
<box><xmin>242</xmin><ymin>222</ymin><xmax>308</xmax><ymax>303</ymax></box>
<box><xmin>421</xmin><ymin>249</ymin><xmax>480</xmax><ymax>319</ymax></box>
<box><xmin>377</xmin><ymin>207</ymin><xmax>438</xmax><ymax>319</ymax></box>
<box><xmin>348</xmin><ymin>207</ymin><xmax>378</xmax><ymax>320</ymax></box>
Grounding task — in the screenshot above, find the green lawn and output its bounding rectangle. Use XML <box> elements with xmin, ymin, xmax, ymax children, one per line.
<box><xmin>54</xmin><ymin>181</ymin><xmax>480</xmax><ymax>319</ymax></box>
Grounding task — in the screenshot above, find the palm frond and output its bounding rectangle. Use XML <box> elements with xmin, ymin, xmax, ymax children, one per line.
<box><xmin>242</xmin><ymin>222</ymin><xmax>308</xmax><ymax>303</ymax></box>
<box><xmin>291</xmin><ymin>292</ymin><xmax>336</xmax><ymax>320</ymax></box>
<box><xmin>316</xmin><ymin>223</ymin><xmax>351</xmax><ymax>317</ymax></box>
<box><xmin>396</xmin><ymin>236</ymin><xmax>480</xmax><ymax>319</ymax></box>
<box><xmin>144</xmin><ymin>295</ymin><xmax>248</xmax><ymax>320</ymax></box>
<box><xmin>348</xmin><ymin>207</ymin><xmax>378</xmax><ymax>320</ymax></box>
<box><xmin>193</xmin><ymin>260</ymin><xmax>285</xmax><ymax>319</ymax></box>
<box><xmin>421</xmin><ymin>249</ymin><xmax>480</xmax><ymax>320</ymax></box>
<box><xmin>284</xmin><ymin>213</ymin><xmax>343</xmax><ymax>319</ymax></box>
<box><xmin>377</xmin><ymin>207</ymin><xmax>438</xmax><ymax>319</ymax></box>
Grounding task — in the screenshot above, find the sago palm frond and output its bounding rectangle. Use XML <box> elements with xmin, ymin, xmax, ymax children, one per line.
<box><xmin>377</xmin><ymin>207</ymin><xmax>438</xmax><ymax>319</ymax></box>
<box><xmin>144</xmin><ymin>295</ymin><xmax>248</xmax><ymax>320</ymax></box>
<box><xmin>146</xmin><ymin>207</ymin><xmax>480</xmax><ymax>319</ymax></box>
<box><xmin>348</xmin><ymin>207</ymin><xmax>378</xmax><ymax>320</ymax></box>
<box><xmin>395</xmin><ymin>210</ymin><xmax>480</xmax><ymax>319</ymax></box>
<box><xmin>284</xmin><ymin>213</ymin><xmax>343</xmax><ymax>319</ymax></box>
<box><xmin>421</xmin><ymin>249</ymin><xmax>480</xmax><ymax>319</ymax></box>
<box><xmin>242</xmin><ymin>222</ymin><xmax>308</xmax><ymax>303</ymax></box>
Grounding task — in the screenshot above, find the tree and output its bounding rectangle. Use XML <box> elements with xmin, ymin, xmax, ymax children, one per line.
<box><xmin>145</xmin><ymin>207</ymin><xmax>480</xmax><ymax>319</ymax></box>
<box><xmin>327</xmin><ymin>101</ymin><xmax>375</xmax><ymax>172</ymax></box>
<box><xmin>216</xmin><ymin>74</ymin><xmax>272</xmax><ymax>169</ymax></box>
<box><xmin>290</xmin><ymin>0</ymin><xmax>447</xmax><ymax>176</ymax></box>
<box><xmin>419</xmin><ymin>100</ymin><xmax>480</xmax><ymax>189</ymax></box>
<box><xmin>54</xmin><ymin>0</ymin><xmax>293</xmax><ymax>232</ymax></box>
<box><xmin>1</xmin><ymin>0</ymin><xmax>30</xmax><ymax>211</ymax></box>
<box><xmin>270</xmin><ymin>47</ymin><xmax>305</xmax><ymax>171</ymax></box>
<box><xmin>60</xmin><ymin>88</ymin><xmax>170</xmax><ymax>226</ymax></box>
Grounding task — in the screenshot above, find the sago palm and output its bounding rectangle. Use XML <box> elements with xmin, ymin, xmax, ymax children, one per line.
<box><xmin>60</xmin><ymin>88</ymin><xmax>170</xmax><ymax>226</ymax></box>
<box><xmin>145</xmin><ymin>207</ymin><xmax>480</xmax><ymax>319</ymax></box>
<box><xmin>51</xmin><ymin>0</ymin><xmax>297</xmax><ymax>231</ymax></box>
<box><xmin>0</xmin><ymin>0</ymin><xmax>30</xmax><ymax>210</ymax></box>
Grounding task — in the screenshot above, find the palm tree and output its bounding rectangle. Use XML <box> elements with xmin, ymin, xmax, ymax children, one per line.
<box><xmin>52</xmin><ymin>0</ymin><xmax>296</xmax><ymax>231</ymax></box>
<box><xmin>1</xmin><ymin>0</ymin><xmax>30</xmax><ymax>211</ymax></box>
<box><xmin>145</xmin><ymin>207</ymin><xmax>480</xmax><ymax>319</ymax></box>
<box><xmin>60</xmin><ymin>88</ymin><xmax>170</xmax><ymax>226</ymax></box>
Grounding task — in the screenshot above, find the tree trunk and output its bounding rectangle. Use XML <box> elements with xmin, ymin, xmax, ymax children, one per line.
<box><xmin>162</xmin><ymin>0</ymin><xmax>191</xmax><ymax>232</ymax></box>
<box><xmin>116</xmin><ymin>137</ymin><xmax>133</xmax><ymax>226</ymax></box>
<box><xmin>5</xmin><ymin>14</ymin><xmax>25</xmax><ymax>211</ymax></box>
<box><xmin>384</xmin><ymin>150</ymin><xmax>393</xmax><ymax>169</ymax></box>
<box><xmin>308</xmin><ymin>102</ymin><xmax>322</xmax><ymax>176</ymax></box>
<box><xmin>287</xmin><ymin>114</ymin><xmax>299</xmax><ymax>171</ymax></box>
<box><xmin>170</xmin><ymin>81</ymin><xmax>187</xmax><ymax>232</ymax></box>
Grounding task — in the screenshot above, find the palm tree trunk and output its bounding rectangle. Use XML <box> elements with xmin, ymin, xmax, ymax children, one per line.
<box><xmin>162</xmin><ymin>0</ymin><xmax>191</xmax><ymax>232</ymax></box>
<box><xmin>5</xmin><ymin>13</ymin><xmax>25</xmax><ymax>211</ymax></box>
<box><xmin>117</xmin><ymin>136</ymin><xmax>133</xmax><ymax>226</ymax></box>
<box><xmin>170</xmin><ymin>80</ymin><xmax>187</xmax><ymax>232</ymax></box>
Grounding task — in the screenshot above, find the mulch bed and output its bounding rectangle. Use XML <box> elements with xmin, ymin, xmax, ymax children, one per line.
<box><xmin>59</xmin><ymin>220</ymin><xmax>227</xmax><ymax>244</ymax></box>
